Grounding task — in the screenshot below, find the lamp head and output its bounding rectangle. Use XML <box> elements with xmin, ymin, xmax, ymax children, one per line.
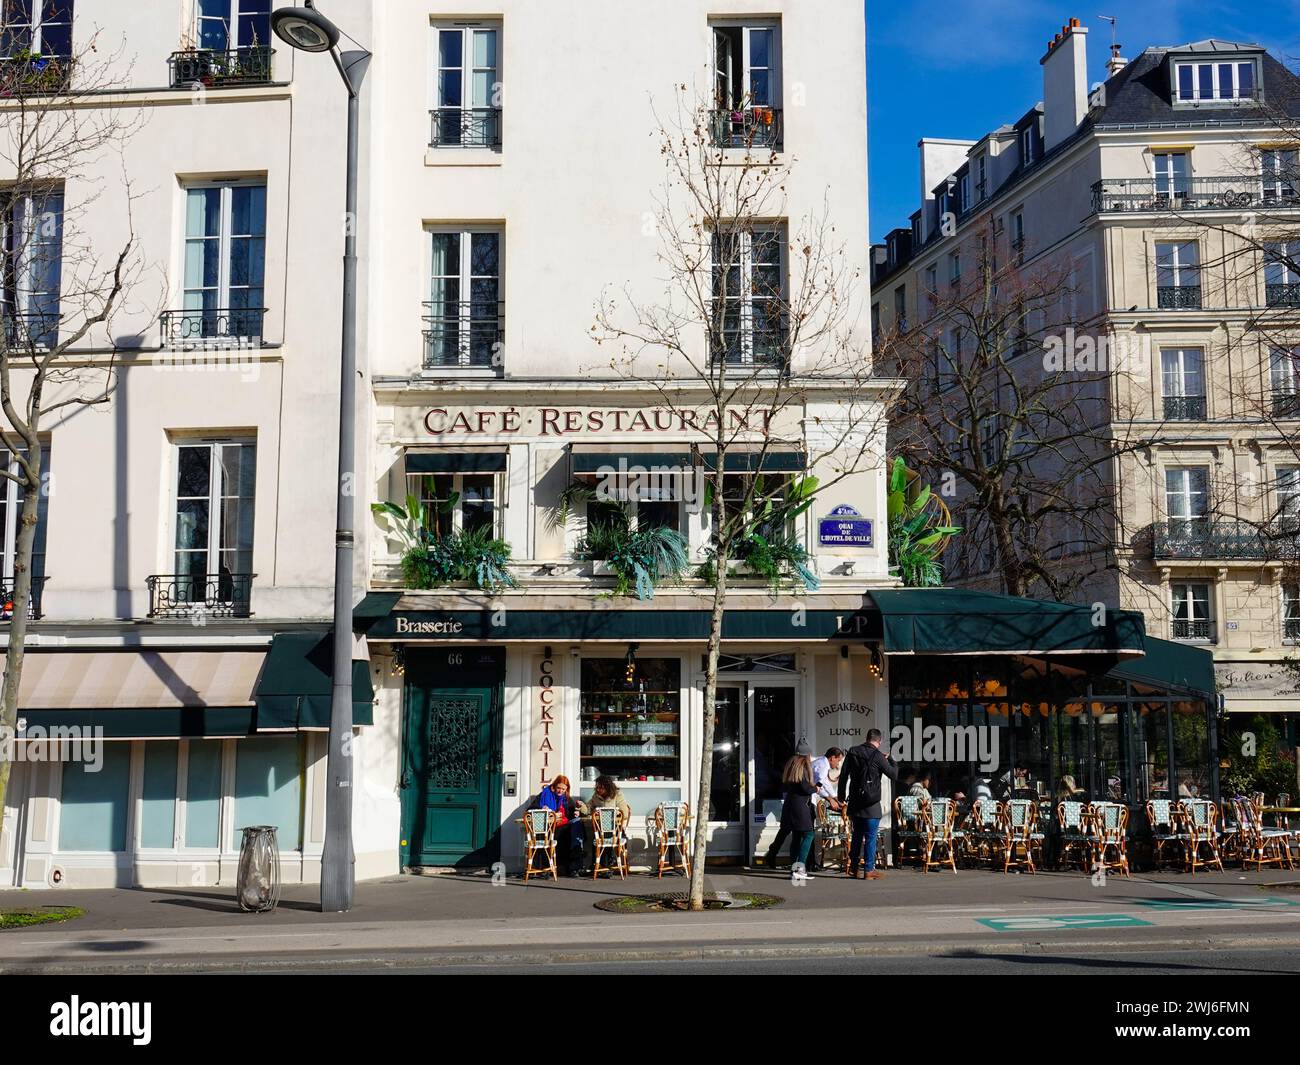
<box><xmin>271</xmin><ymin>6</ymin><xmax>340</xmax><ymax>53</ymax></box>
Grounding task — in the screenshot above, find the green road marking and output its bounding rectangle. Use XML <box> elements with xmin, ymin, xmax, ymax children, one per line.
<box><xmin>976</xmin><ymin>914</ymin><xmax>1154</xmax><ymax>932</ymax></box>
<box><xmin>1137</xmin><ymin>896</ymin><xmax>1300</xmax><ymax>911</ymax></box>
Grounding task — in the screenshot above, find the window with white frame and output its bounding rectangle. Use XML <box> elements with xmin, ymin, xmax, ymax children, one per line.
<box><xmin>894</xmin><ymin>285</ymin><xmax>907</xmax><ymax>331</ymax></box>
<box><xmin>409</xmin><ymin>472</ymin><xmax>497</xmax><ymax>539</ymax></box>
<box><xmin>976</xmin><ymin>155</ymin><xmax>987</xmax><ymax>200</ymax></box>
<box><xmin>1011</xmin><ymin>210</ymin><xmax>1024</xmax><ymax>263</ymax></box>
<box><xmin>711</xmin><ymin>225</ymin><xmax>786</xmax><ymax>366</ymax></box>
<box><xmin>1160</xmin><ymin>348</ymin><xmax>1206</xmax><ymax>420</ymax></box>
<box><xmin>425</xmin><ymin>227</ymin><xmax>502</xmax><ymax>370</ymax></box>
<box><xmin>1276</xmin><ymin>466</ymin><xmax>1300</xmax><ymax>529</ymax></box>
<box><xmin>430</xmin><ymin>21</ymin><xmax>500</xmax><ymax>148</ymax></box>
<box><xmin>712</xmin><ymin>21</ymin><xmax>781</xmax><ymax>148</ymax></box>
<box><xmin>1165</xmin><ymin>466</ymin><xmax>1208</xmax><ymax>534</ymax></box>
<box><xmin>1262</xmin><ymin>148</ymin><xmax>1298</xmax><ymax>203</ymax></box>
<box><xmin>1155</xmin><ymin>241</ymin><xmax>1200</xmax><ymax>308</ymax></box>
<box><xmin>1270</xmin><ymin>347</ymin><xmax>1300</xmax><ymax>414</ymax></box>
<box><xmin>194</xmin><ymin>0</ymin><xmax>269</xmax><ymax>52</ymax></box>
<box><xmin>1171</xmin><ymin>582</ymin><xmax>1214</xmax><ymax>641</ymax></box>
<box><xmin>0</xmin><ymin>441</ymin><xmax>50</xmax><ymax>618</ymax></box>
<box><xmin>1153</xmin><ymin>151</ymin><xmax>1190</xmax><ymax>197</ymax></box>
<box><xmin>1</xmin><ymin>185</ymin><xmax>62</xmax><ymax>348</ymax></box>
<box><xmin>949</xmin><ymin>250</ymin><xmax>961</xmax><ymax>287</ymax></box>
<box><xmin>1265</xmin><ymin>242</ymin><xmax>1300</xmax><ymax>307</ymax></box>
<box><xmin>1284</xmin><ymin>583</ymin><xmax>1300</xmax><ymax>641</ymax></box>
<box><xmin>0</xmin><ymin>0</ymin><xmax>73</xmax><ymax>59</ymax></box>
<box><xmin>959</xmin><ymin>172</ymin><xmax>971</xmax><ymax>213</ymax></box>
<box><xmin>1019</xmin><ymin>124</ymin><xmax>1038</xmax><ymax>167</ymax></box>
<box><xmin>171</xmin><ymin>439</ymin><xmax>256</xmax><ymax>612</ymax></box>
<box><xmin>1174</xmin><ymin>58</ymin><xmax>1258</xmax><ymax>103</ymax></box>
<box><xmin>177</xmin><ymin>181</ymin><xmax>265</xmax><ymax>344</ymax></box>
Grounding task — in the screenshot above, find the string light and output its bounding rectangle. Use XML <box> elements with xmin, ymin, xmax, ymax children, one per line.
<box><xmin>392</xmin><ymin>646</ymin><xmax>406</xmax><ymax>677</ymax></box>
<box><xmin>867</xmin><ymin>644</ymin><xmax>884</xmax><ymax>681</ymax></box>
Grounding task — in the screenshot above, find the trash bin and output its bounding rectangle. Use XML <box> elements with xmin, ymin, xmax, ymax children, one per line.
<box><xmin>236</xmin><ymin>825</ymin><xmax>281</xmax><ymax>913</ymax></box>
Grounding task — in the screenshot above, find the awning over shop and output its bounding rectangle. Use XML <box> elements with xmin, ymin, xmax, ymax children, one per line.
<box><xmin>1111</xmin><ymin>636</ymin><xmax>1217</xmax><ymax>698</ymax></box>
<box><xmin>868</xmin><ymin>589</ymin><xmax>1146</xmax><ymax>658</ymax></box>
<box><xmin>15</xmin><ymin>650</ymin><xmax>264</xmax><ymax>739</ymax></box>
<box><xmin>701</xmin><ymin>448</ymin><xmax>807</xmax><ymax>473</ymax></box>
<box><xmin>254</xmin><ymin>632</ymin><xmax>375</xmax><ymax>730</ymax></box>
<box><xmin>570</xmin><ymin>443</ymin><xmax>693</xmax><ymax>475</ymax></box>
<box><xmin>405</xmin><ymin>448</ymin><xmax>508</xmax><ymax>474</ymax></box>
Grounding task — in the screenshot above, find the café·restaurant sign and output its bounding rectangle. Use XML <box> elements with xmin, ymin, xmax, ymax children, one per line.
<box><xmin>419</xmin><ymin>405</ymin><xmax>785</xmax><ymax>437</ymax></box>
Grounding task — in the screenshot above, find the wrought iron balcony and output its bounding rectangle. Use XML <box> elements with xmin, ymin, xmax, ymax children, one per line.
<box><xmin>429</xmin><ymin>107</ymin><xmax>502</xmax><ymax>149</ymax></box>
<box><xmin>147</xmin><ymin>573</ymin><xmax>255</xmax><ymax>619</ymax></box>
<box><xmin>1266</xmin><ymin>282</ymin><xmax>1300</xmax><ymax>307</ymax></box>
<box><xmin>0</xmin><ymin>576</ymin><xmax>47</xmax><ymax>621</ymax></box>
<box><xmin>709</xmin><ymin>107</ymin><xmax>784</xmax><ymax>150</ymax></box>
<box><xmin>1273</xmin><ymin>390</ymin><xmax>1300</xmax><ymax>417</ymax></box>
<box><xmin>2</xmin><ymin>311</ymin><xmax>59</xmax><ymax>349</ymax></box>
<box><xmin>1091</xmin><ymin>177</ymin><xmax>1283</xmax><ymax>215</ymax></box>
<box><xmin>167</xmin><ymin>47</ymin><xmax>274</xmax><ymax>89</ymax></box>
<box><xmin>1157</xmin><ymin>285</ymin><xmax>1201</xmax><ymax>310</ymax></box>
<box><xmin>0</xmin><ymin>53</ymin><xmax>72</xmax><ymax>95</ymax></box>
<box><xmin>1151</xmin><ymin>521</ymin><xmax>1300</xmax><ymax>561</ymax></box>
<box><xmin>160</xmin><ymin>307</ymin><xmax>266</xmax><ymax>348</ymax></box>
<box><xmin>1286</xmin><ymin>616</ymin><xmax>1300</xmax><ymax>642</ymax></box>
<box><xmin>1172</xmin><ymin>619</ymin><xmax>1215</xmax><ymax>642</ymax></box>
<box><xmin>1163</xmin><ymin>395</ymin><xmax>1207</xmax><ymax>421</ymax></box>
<box><xmin>422</xmin><ymin>301</ymin><xmax>504</xmax><ymax>369</ymax></box>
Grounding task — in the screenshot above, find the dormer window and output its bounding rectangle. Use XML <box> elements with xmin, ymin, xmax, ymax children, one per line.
<box><xmin>1019</xmin><ymin>125</ymin><xmax>1039</xmax><ymax>167</ymax></box>
<box><xmin>1174</xmin><ymin>58</ymin><xmax>1259</xmax><ymax>104</ymax></box>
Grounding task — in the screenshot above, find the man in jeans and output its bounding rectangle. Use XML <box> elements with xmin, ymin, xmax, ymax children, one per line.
<box><xmin>838</xmin><ymin>728</ymin><xmax>898</xmax><ymax>880</ymax></box>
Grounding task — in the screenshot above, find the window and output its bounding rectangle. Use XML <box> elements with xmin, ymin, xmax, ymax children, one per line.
<box><xmin>426</xmin><ymin>228</ymin><xmax>502</xmax><ymax>369</ymax></box>
<box><xmin>938</xmin><ymin>327</ymin><xmax>960</xmax><ymax>389</ymax></box>
<box><xmin>59</xmin><ymin>744</ymin><xmax>131</xmax><ymax>851</ymax></box>
<box><xmin>976</xmin><ymin>155</ymin><xmax>987</xmax><ymax>201</ymax></box>
<box><xmin>1265</xmin><ymin>242</ymin><xmax>1300</xmax><ymax>307</ymax></box>
<box><xmin>959</xmin><ymin>172</ymin><xmax>971</xmax><ymax>214</ymax></box>
<box><xmin>1175</xmin><ymin>59</ymin><xmax>1258</xmax><ymax>103</ymax></box>
<box><xmin>1160</xmin><ymin>348</ymin><xmax>1206</xmax><ymax>420</ymax></box>
<box><xmin>408</xmin><ymin>472</ymin><xmax>497</xmax><ymax>538</ymax></box>
<box><xmin>171</xmin><ymin>439</ymin><xmax>256</xmax><ymax>614</ymax></box>
<box><xmin>911</xmin><ymin>214</ymin><xmax>922</xmax><ymax>248</ymax></box>
<box><xmin>1155</xmin><ymin>242</ymin><xmax>1200</xmax><ymax>309</ymax></box>
<box><xmin>1019</xmin><ymin>124</ymin><xmax>1038</xmax><ymax>167</ymax></box>
<box><xmin>712</xmin><ymin>22</ymin><xmax>781</xmax><ymax>148</ymax></box>
<box><xmin>978</xmin><ymin>412</ymin><xmax>1001</xmax><ymax>466</ymax></box>
<box><xmin>1153</xmin><ymin>152</ymin><xmax>1190</xmax><ymax>198</ymax></box>
<box><xmin>178</xmin><ymin>181</ymin><xmax>265</xmax><ymax>344</ymax></box>
<box><xmin>949</xmin><ymin>250</ymin><xmax>961</xmax><ymax>287</ymax></box>
<box><xmin>0</xmin><ymin>442</ymin><xmax>50</xmax><ymax>618</ymax></box>
<box><xmin>894</xmin><ymin>285</ymin><xmax>907</xmax><ymax>331</ymax></box>
<box><xmin>720</xmin><ymin>472</ymin><xmax>794</xmax><ymax>540</ymax></box>
<box><xmin>1270</xmin><ymin>347</ymin><xmax>1300</xmax><ymax>415</ymax></box>
<box><xmin>1284</xmin><ymin>584</ymin><xmax>1300</xmax><ymax>642</ymax></box>
<box><xmin>1165</xmin><ymin>466</ymin><xmax>1208</xmax><ymax>535</ymax></box>
<box><xmin>431</xmin><ymin>22</ymin><xmax>500</xmax><ymax>148</ymax></box>
<box><xmin>195</xmin><ymin>0</ymin><xmax>269</xmax><ymax>51</ymax></box>
<box><xmin>1</xmin><ymin>186</ymin><xmax>62</xmax><ymax>348</ymax></box>
<box><xmin>711</xmin><ymin>226</ymin><xmax>786</xmax><ymax>366</ymax></box>
<box><xmin>1171</xmin><ymin>582</ymin><xmax>1214</xmax><ymax>641</ymax></box>
<box><xmin>1277</xmin><ymin>467</ymin><xmax>1300</xmax><ymax>530</ymax></box>
<box><xmin>924</xmin><ymin>265</ymin><xmax>937</xmax><ymax>313</ymax></box>
<box><xmin>0</xmin><ymin>0</ymin><xmax>73</xmax><ymax>59</ymax></box>
<box><xmin>232</xmin><ymin>736</ymin><xmax>304</xmax><ymax>849</ymax></box>
<box><xmin>1011</xmin><ymin>210</ymin><xmax>1024</xmax><ymax>264</ymax></box>
<box><xmin>870</xmin><ymin>301</ymin><xmax>881</xmax><ymax>344</ymax></box>
<box><xmin>580</xmin><ymin>657</ymin><xmax>682</xmax><ymax>805</ymax></box>
<box><xmin>1261</xmin><ymin>148</ymin><xmax>1298</xmax><ymax>203</ymax></box>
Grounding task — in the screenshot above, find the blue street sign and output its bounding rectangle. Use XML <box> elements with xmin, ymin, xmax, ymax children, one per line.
<box><xmin>819</xmin><ymin>504</ymin><xmax>873</xmax><ymax>547</ymax></box>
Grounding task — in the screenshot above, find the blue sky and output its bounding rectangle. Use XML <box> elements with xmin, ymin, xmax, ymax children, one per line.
<box><xmin>867</xmin><ymin>1</ymin><xmax>1300</xmax><ymax>242</ymax></box>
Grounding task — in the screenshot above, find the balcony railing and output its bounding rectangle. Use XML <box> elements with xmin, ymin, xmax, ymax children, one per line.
<box><xmin>1266</xmin><ymin>282</ymin><xmax>1300</xmax><ymax>307</ymax></box>
<box><xmin>1157</xmin><ymin>285</ymin><xmax>1201</xmax><ymax>310</ymax></box>
<box><xmin>1</xmin><ymin>576</ymin><xmax>47</xmax><ymax>621</ymax></box>
<box><xmin>147</xmin><ymin>573</ymin><xmax>255</xmax><ymax>619</ymax></box>
<box><xmin>1172</xmin><ymin>619</ymin><xmax>1215</xmax><ymax>642</ymax></box>
<box><xmin>422</xmin><ymin>301</ymin><xmax>504</xmax><ymax>370</ymax></box>
<box><xmin>0</xmin><ymin>53</ymin><xmax>72</xmax><ymax>96</ymax></box>
<box><xmin>160</xmin><ymin>307</ymin><xmax>266</xmax><ymax>349</ymax></box>
<box><xmin>1163</xmin><ymin>395</ymin><xmax>1207</xmax><ymax>421</ymax></box>
<box><xmin>1286</xmin><ymin>616</ymin><xmax>1300</xmax><ymax>642</ymax></box>
<box><xmin>2</xmin><ymin>311</ymin><xmax>59</xmax><ymax>349</ymax></box>
<box><xmin>1091</xmin><ymin>177</ymin><xmax>1291</xmax><ymax>215</ymax></box>
<box><xmin>167</xmin><ymin>47</ymin><xmax>274</xmax><ymax>89</ymax></box>
<box><xmin>428</xmin><ymin>107</ymin><xmax>502</xmax><ymax>149</ymax></box>
<box><xmin>709</xmin><ymin>107</ymin><xmax>784</xmax><ymax>150</ymax></box>
<box><xmin>1274</xmin><ymin>389</ymin><xmax>1300</xmax><ymax>417</ymax></box>
<box><xmin>1151</xmin><ymin>521</ymin><xmax>1300</xmax><ymax>562</ymax></box>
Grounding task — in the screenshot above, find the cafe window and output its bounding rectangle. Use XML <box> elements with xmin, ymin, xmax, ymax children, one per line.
<box><xmin>408</xmin><ymin>472</ymin><xmax>497</xmax><ymax>537</ymax></box>
<box><xmin>580</xmin><ymin>657</ymin><xmax>681</xmax><ymax>809</ymax></box>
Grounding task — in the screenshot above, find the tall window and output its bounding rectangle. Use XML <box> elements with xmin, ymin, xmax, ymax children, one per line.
<box><xmin>1175</xmin><ymin>59</ymin><xmax>1257</xmax><ymax>102</ymax></box>
<box><xmin>894</xmin><ymin>285</ymin><xmax>907</xmax><ymax>331</ymax></box>
<box><xmin>425</xmin><ymin>228</ymin><xmax>502</xmax><ymax>369</ymax></box>
<box><xmin>976</xmin><ymin>155</ymin><xmax>987</xmax><ymax>200</ymax></box>
<box><xmin>409</xmin><ymin>473</ymin><xmax>496</xmax><ymax>538</ymax></box>
<box><xmin>179</xmin><ymin>181</ymin><xmax>266</xmax><ymax>343</ymax></box>
<box><xmin>0</xmin><ymin>442</ymin><xmax>50</xmax><ymax>618</ymax></box>
<box><xmin>1265</xmin><ymin>242</ymin><xmax>1300</xmax><ymax>307</ymax></box>
<box><xmin>1284</xmin><ymin>584</ymin><xmax>1300</xmax><ymax>642</ymax></box>
<box><xmin>1271</xmin><ymin>347</ymin><xmax>1300</xmax><ymax>416</ymax></box>
<box><xmin>0</xmin><ymin>0</ymin><xmax>73</xmax><ymax>58</ymax></box>
<box><xmin>1171</xmin><ymin>583</ymin><xmax>1214</xmax><ymax>641</ymax></box>
<box><xmin>1165</xmin><ymin>466</ymin><xmax>1208</xmax><ymax>535</ymax></box>
<box><xmin>1262</xmin><ymin>148</ymin><xmax>1298</xmax><ymax>203</ymax></box>
<box><xmin>1020</xmin><ymin>124</ymin><xmax>1038</xmax><ymax>167</ymax></box>
<box><xmin>712</xmin><ymin>22</ymin><xmax>781</xmax><ymax>148</ymax></box>
<box><xmin>711</xmin><ymin>226</ymin><xmax>785</xmax><ymax>366</ymax></box>
<box><xmin>1160</xmin><ymin>348</ymin><xmax>1206</xmax><ymax>420</ymax></box>
<box><xmin>1</xmin><ymin>186</ymin><xmax>62</xmax><ymax>348</ymax></box>
<box><xmin>172</xmin><ymin>439</ymin><xmax>256</xmax><ymax>611</ymax></box>
<box><xmin>1276</xmin><ymin>467</ymin><xmax>1300</xmax><ymax>529</ymax></box>
<box><xmin>195</xmin><ymin>0</ymin><xmax>269</xmax><ymax>51</ymax></box>
<box><xmin>1153</xmin><ymin>152</ymin><xmax>1190</xmax><ymax>197</ymax></box>
<box><xmin>1155</xmin><ymin>242</ymin><xmax>1200</xmax><ymax>309</ymax></box>
<box><xmin>1011</xmin><ymin>211</ymin><xmax>1024</xmax><ymax>264</ymax></box>
<box><xmin>431</xmin><ymin>22</ymin><xmax>500</xmax><ymax>148</ymax></box>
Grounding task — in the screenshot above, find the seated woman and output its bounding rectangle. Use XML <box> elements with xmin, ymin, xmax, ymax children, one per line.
<box><xmin>1057</xmin><ymin>774</ymin><xmax>1086</xmax><ymax>803</ymax></box>
<box><xmin>585</xmin><ymin>775</ymin><xmax>632</xmax><ymax>871</ymax></box>
<box><xmin>529</xmin><ymin>775</ymin><xmax>588</xmax><ymax>876</ymax></box>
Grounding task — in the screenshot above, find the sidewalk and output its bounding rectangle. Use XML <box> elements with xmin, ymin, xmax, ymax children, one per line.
<box><xmin>3</xmin><ymin>866</ymin><xmax>1299</xmax><ymax>972</ymax></box>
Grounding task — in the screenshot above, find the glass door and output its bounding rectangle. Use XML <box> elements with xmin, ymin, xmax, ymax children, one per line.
<box><xmin>747</xmin><ymin>683</ymin><xmax>796</xmax><ymax>860</ymax></box>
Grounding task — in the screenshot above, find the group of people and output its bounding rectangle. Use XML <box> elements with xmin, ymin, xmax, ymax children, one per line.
<box><xmin>528</xmin><ymin>773</ymin><xmax>630</xmax><ymax>876</ymax></box>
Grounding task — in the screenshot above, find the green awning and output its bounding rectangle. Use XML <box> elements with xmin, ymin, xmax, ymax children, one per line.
<box><xmin>19</xmin><ymin>707</ymin><xmax>255</xmax><ymax>739</ymax></box>
<box><xmin>405</xmin><ymin>451</ymin><xmax>507</xmax><ymax>474</ymax></box>
<box><xmin>702</xmin><ymin>449</ymin><xmax>806</xmax><ymax>473</ymax></box>
<box><xmin>1109</xmin><ymin>635</ymin><xmax>1216</xmax><ymax>698</ymax></box>
<box><xmin>255</xmin><ymin>632</ymin><xmax>374</xmax><ymax>730</ymax></box>
<box><xmin>571</xmin><ymin>449</ymin><xmax>693</xmax><ymax>475</ymax></box>
<box><xmin>869</xmin><ymin>589</ymin><xmax>1146</xmax><ymax>657</ymax></box>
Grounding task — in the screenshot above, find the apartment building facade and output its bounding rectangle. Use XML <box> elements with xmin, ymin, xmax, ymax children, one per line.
<box><xmin>873</xmin><ymin>23</ymin><xmax>1300</xmax><ymax>749</ymax></box>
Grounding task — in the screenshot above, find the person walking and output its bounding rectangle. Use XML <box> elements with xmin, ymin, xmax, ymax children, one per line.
<box><xmin>838</xmin><ymin>728</ymin><xmax>899</xmax><ymax>880</ymax></box>
<box><xmin>763</xmin><ymin>738</ymin><xmax>816</xmax><ymax>868</ymax></box>
<box><xmin>778</xmin><ymin>751</ymin><xmax>818</xmax><ymax>877</ymax></box>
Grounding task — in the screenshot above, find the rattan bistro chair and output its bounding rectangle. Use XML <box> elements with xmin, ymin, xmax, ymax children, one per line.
<box><xmin>893</xmin><ymin>794</ymin><xmax>925</xmax><ymax>867</ymax></box>
<box><xmin>523</xmin><ymin>808</ymin><xmax>559</xmax><ymax>882</ymax></box>
<box><xmin>816</xmin><ymin>798</ymin><xmax>850</xmax><ymax>873</ymax></box>
<box><xmin>967</xmin><ymin>798</ymin><xmax>1003</xmax><ymax>867</ymax></box>
<box><xmin>591</xmin><ymin>805</ymin><xmax>630</xmax><ymax>879</ymax></box>
<box><xmin>653</xmin><ymin>801</ymin><xmax>692</xmax><ymax>878</ymax></box>
<box><xmin>1178</xmin><ymin>798</ymin><xmax>1225</xmax><ymax>873</ymax></box>
<box><xmin>1232</xmin><ymin>796</ymin><xmax>1293</xmax><ymax>871</ymax></box>
<box><xmin>1056</xmin><ymin>800</ymin><xmax>1092</xmax><ymax>872</ymax></box>
<box><xmin>920</xmin><ymin>798</ymin><xmax>958</xmax><ymax>874</ymax></box>
<box><xmin>1002</xmin><ymin>798</ymin><xmax>1038</xmax><ymax>874</ymax></box>
<box><xmin>1089</xmin><ymin>801</ymin><xmax>1131</xmax><ymax>879</ymax></box>
<box><xmin>1146</xmin><ymin>798</ymin><xmax>1187</xmax><ymax>872</ymax></box>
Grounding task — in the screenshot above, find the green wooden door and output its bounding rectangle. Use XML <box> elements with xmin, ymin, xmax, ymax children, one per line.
<box><xmin>400</xmin><ymin>648</ymin><xmax>504</xmax><ymax>868</ymax></box>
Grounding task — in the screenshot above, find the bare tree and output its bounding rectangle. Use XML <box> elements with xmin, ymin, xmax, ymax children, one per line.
<box><xmin>591</xmin><ymin>88</ymin><xmax>893</xmax><ymax>909</ymax></box>
<box><xmin>0</xmin><ymin>33</ymin><xmax>147</xmax><ymax>823</ymax></box>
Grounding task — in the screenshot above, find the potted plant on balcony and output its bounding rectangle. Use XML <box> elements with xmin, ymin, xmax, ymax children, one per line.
<box><xmin>694</xmin><ymin>474</ymin><xmax>821</xmax><ymax>591</ymax></box>
<box><xmin>0</xmin><ymin>49</ymin><xmax>68</xmax><ymax>97</ymax></box>
<box><xmin>371</xmin><ymin>494</ymin><xmax>517</xmax><ymax>592</ymax></box>
<box><xmin>886</xmin><ymin>458</ymin><xmax>961</xmax><ymax>587</ymax></box>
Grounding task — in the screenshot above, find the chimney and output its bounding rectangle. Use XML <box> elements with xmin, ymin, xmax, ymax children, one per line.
<box><xmin>1106</xmin><ymin>43</ymin><xmax>1127</xmax><ymax>77</ymax></box>
<box><xmin>1040</xmin><ymin>17</ymin><xmax>1089</xmax><ymax>153</ymax></box>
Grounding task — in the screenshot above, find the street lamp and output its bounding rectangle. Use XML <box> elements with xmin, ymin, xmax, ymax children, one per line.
<box><xmin>272</xmin><ymin>1</ymin><xmax>370</xmax><ymax>914</ymax></box>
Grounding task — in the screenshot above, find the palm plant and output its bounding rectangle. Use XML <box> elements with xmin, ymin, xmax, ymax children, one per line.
<box><xmin>886</xmin><ymin>458</ymin><xmax>960</xmax><ymax>587</ymax></box>
<box><xmin>370</xmin><ymin>495</ymin><xmax>517</xmax><ymax>591</ymax></box>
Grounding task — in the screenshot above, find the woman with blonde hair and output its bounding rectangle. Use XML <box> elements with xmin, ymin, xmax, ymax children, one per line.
<box><xmin>778</xmin><ymin>742</ymin><xmax>817</xmax><ymax>875</ymax></box>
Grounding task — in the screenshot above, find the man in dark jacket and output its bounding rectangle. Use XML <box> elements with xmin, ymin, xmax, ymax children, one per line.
<box><xmin>837</xmin><ymin>728</ymin><xmax>898</xmax><ymax>879</ymax></box>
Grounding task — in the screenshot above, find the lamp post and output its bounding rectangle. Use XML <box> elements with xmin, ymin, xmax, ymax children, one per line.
<box><xmin>272</xmin><ymin>2</ymin><xmax>370</xmax><ymax>913</ymax></box>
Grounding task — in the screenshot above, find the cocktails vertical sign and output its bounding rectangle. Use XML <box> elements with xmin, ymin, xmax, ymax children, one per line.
<box><xmin>532</xmin><ymin>653</ymin><xmax>558</xmax><ymax>787</ymax></box>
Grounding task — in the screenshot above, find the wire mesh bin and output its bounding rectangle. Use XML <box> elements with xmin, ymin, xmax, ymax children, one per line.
<box><xmin>236</xmin><ymin>826</ymin><xmax>281</xmax><ymax>913</ymax></box>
